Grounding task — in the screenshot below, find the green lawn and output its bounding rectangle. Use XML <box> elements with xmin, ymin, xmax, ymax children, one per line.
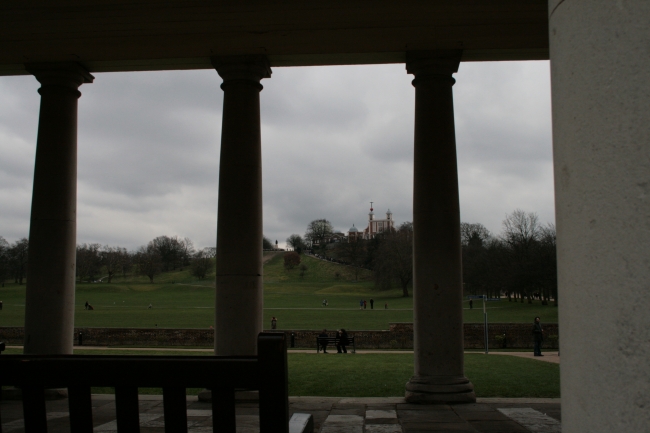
<box><xmin>0</xmin><ymin>253</ymin><xmax>558</xmax><ymax>329</ymax></box>
<box><xmin>0</xmin><ymin>348</ymin><xmax>560</xmax><ymax>398</ymax></box>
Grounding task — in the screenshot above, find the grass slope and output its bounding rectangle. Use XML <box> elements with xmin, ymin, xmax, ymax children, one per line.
<box><xmin>0</xmin><ymin>253</ymin><xmax>558</xmax><ymax>329</ymax></box>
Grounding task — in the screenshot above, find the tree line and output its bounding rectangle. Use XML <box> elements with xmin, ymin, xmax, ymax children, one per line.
<box><xmin>0</xmin><ymin>235</ymin><xmax>218</xmax><ymax>284</ymax></box>
<box><xmin>286</xmin><ymin>209</ymin><xmax>558</xmax><ymax>304</ymax></box>
<box><xmin>0</xmin><ymin>237</ymin><xmax>28</xmax><ymax>285</ymax></box>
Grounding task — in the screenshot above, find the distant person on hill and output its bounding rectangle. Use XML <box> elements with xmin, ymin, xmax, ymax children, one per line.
<box><xmin>319</xmin><ymin>329</ymin><xmax>329</xmax><ymax>353</ymax></box>
<box><xmin>363</xmin><ymin>300</ymin><xmax>367</xmax><ymax>309</ymax></box>
<box><xmin>370</xmin><ymin>299</ymin><xmax>374</xmax><ymax>309</ymax></box>
<box><xmin>469</xmin><ymin>299</ymin><xmax>473</xmax><ymax>309</ymax></box>
<box><xmin>336</xmin><ymin>329</ymin><xmax>349</xmax><ymax>354</ymax></box>
<box><xmin>84</xmin><ymin>301</ymin><xmax>89</xmax><ymax>310</ymax></box>
<box><xmin>533</xmin><ymin>316</ymin><xmax>544</xmax><ymax>356</ymax></box>
<box><xmin>271</xmin><ymin>316</ymin><xmax>277</xmax><ymax>330</ymax></box>
<box><xmin>359</xmin><ymin>300</ymin><xmax>363</xmax><ymax>310</ymax></box>
<box><xmin>385</xmin><ymin>303</ymin><xmax>388</xmax><ymax>309</ymax></box>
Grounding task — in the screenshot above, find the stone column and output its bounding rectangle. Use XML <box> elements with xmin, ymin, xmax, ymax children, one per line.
<box><xmin>23</xmin><ymin>63</ymin><xmax>94</xmax><ymax>355</ymax></box>
<box><xmin>549</xmin><ymin>1</ymin><xmax>650</xmax><ymax>431</ymax></box>
<box><xmin>211</xmin><ymin>55</ymin><xmax>271</xmax><ymax>356</ymax></box>
<box><xmin>405</xmin><ymin>51</ymin><xmax>475</xmax><ymax>403</ymax></box>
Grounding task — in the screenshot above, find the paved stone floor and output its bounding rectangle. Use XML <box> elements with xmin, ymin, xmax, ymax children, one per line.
<box><xmin>1</xmin><ymin>395</ymin><xmax>560</xmax><ymax>432</ymax></box>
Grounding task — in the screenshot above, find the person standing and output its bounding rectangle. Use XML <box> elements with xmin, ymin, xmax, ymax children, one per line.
<box><xmin>318</xmin><ymin>329</ymin><xmax>329</xmax><ymax>353</ymax></box>
<box><xmin>469</xmin><ymin>299</ymin><xmax>473</xmax><ymax>309</ymax></box>
<box><xmin>271</xmin><ymin>316</ymin><xmax>277</xmax><ymax>330</ymax></box>
<box><xmin>363</xmin><ymin>300</ymin><xmax>367</xmax><ymax>309</ymax></box>
<box><xmin>359</xmin><ymin>299</ymin><xmax>363</xmax><ymax>310</ymax></box>
<box><xmin>370</xmin><ymin>298</ymin><xmax>374</xmax><ymax>309</ymax></box>
<box><xmin>533</xmin><ymin>316</ymin><xmax>544</xmax><ymax>356</ymax></box>
<box><xmin>336</xmin><ymin>329</ymin><xmax>349</xmax><ymax>354</ymax></box>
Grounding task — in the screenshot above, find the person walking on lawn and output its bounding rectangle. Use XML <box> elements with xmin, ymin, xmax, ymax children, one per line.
<box><xmin>336</xmin><ymin>329</ymin><xmax>349</xmax><ymax>354</ymax></box>
<box><xmin>319</xmin><ymin>329</ymin><xmax>329</xmax><ymax>353</ymax></box>
<box><xmin>533</xmin><ymin>316</ymin><xmax>544</xmax><ymax>356</ymax></box>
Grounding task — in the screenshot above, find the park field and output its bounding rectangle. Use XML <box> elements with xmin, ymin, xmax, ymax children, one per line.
<box><xmin>1</xmin><ymin>347</ymin><xmax>561</xmax><ymax>398</ymax></box>
<box><xmin>0</xmin><ymin>253</ymin><xmax>558</xmax><ymax>329</ymax></box>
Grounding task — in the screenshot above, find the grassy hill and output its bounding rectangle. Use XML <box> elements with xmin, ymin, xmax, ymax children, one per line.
<box><xmin>0</xmin><ymin>252</ymin><xmax>558</xmax><ymax>329</ymax></box>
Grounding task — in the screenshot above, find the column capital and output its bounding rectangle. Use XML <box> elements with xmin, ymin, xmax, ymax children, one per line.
<box><xmin>25</xmin><ymin>62</ymin><xmax>94</xmax><ymax>94</ymax></box>
<box><xmin>406</xmin><ymin>50</ymin><xmax>462</xmax><ymax>85</ymax></box>
<box><xmin>211</xmin><ymin>55</ymin><xmax>271</xmax><ymax>89</ymax></box>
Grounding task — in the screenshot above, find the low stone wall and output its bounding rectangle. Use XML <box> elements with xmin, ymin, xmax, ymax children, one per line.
<box><xmin>0</xmin><ymin>323</ymin><xmax>558</xmax><ymax>350</ymax></box>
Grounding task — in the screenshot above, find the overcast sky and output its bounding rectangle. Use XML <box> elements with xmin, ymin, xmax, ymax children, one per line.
<box><xmin>0</xmin><ymin>61</ymin><xmax>554</xmax><ymax>250</ymax></box>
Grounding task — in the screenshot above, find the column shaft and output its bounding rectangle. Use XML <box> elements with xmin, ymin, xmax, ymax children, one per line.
<box><xmin>549</xmin><ymin>1</ymin><xmax>650</xmax><ymax>431</ymax></box>
<box><xmin>405</xmin><ymin>51</ymin><xmax>475</xmax><ymax>403</ymax></box>
<box><xmin>23</xmin><ymin>63</ymin><xmax>93</xmax><ymax>355</ymax></box>
<box><xmin>212</xmin><ymin>56</ymin><xmax>271</xmax><ymax>356</ymax></box>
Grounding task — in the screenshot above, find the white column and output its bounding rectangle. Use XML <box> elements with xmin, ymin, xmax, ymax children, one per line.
<box><xmin>212</xmin><ymin>55</ymin><xmax>271</xmax><ymax>356</ymax></box>
<box><xmin>23</xmin><ymin>62</ymin><xmax>94</xmax><ymax>355</ymax></box>
<box><xmin>405</xmin><ymin>51</ymin><xmax>475</xmax><ymax>403</ymax></box>
<box><xmin>549</xmin><ymin>1</ymin><xmax>650</xmax><ymax>431</ymax></box>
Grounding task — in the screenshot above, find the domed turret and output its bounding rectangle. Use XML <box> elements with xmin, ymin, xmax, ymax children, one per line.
<box><xmin>349</xmin><ymin>224</ymin><xmax>358</xmax><ymax>233</ymax></box>
<box><xmin>386</xmin><ymin>208</ymin><xmax>392</xmax><ymax>219</ymax></box>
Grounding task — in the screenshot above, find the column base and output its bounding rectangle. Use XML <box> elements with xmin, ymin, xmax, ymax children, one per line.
<box><xmin>405</xmin><ymin>375</ymin><xmax>476</xmax><ymax>404</ymax></box>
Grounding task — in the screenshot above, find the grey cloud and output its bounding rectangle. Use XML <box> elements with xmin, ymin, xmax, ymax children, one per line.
<box><xmin>0</xmin><ymin>62</ymin><xmax>555</xmax><ymax>250</ymax></box>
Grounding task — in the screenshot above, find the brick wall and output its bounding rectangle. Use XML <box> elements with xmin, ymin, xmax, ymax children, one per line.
<box><xmin>0</xmin><ymin>323</ymin><xmax>559</xmax><ymax>350</ymax></box>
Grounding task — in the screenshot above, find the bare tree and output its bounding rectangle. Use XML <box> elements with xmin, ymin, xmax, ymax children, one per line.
<box><xmin>153</xmin><ymin>236</ymin><xmax>178</xmax><ymax>271</ymax></box>
<box><xmin>120</xmin><ymin>250</ymin><xmax>133</xmax><ymax>279</ymax></box>
<box><xmin>460</xmin><ymin>222</ymin><xmax>492</xmax><ymax>247</ymax></box>
<box><xmin>502</xmin><ymin>209</ymin><xmax>542</xmax><ymax>250</ymax></box>
<box><xmin>150</xmin><ymin>235</ymin><xmax>193</xmax><ymax>271</ymax></box>
<box><xmin>8</xmin><ymin>238</ymin><xmax>28</xmax><ymax>284</ymax></box>
<box><xmin>373</xmin><ymin>222</ymin><xmax>413</xmax><ymax>297</ymax></box>
<box><xmin>333</xmin><ymin>238</ymin><xmax>367</xmax><ymax>281</ymax></box>
<box><xmin>538</xmin><ymin>224</ymin><xmax>558</xmax><ymax>305</ymax></box>
<box><xmin>305</xmin><ymin>219</ymin><xmax>334</xmax><ymax>247</ymax></box>
<box><xmin>286</xmin><ymin>234</ymin><xmax>305</xmax><ymax>251</ymax></box>
<box><xmin>191</xmin><ymin>247</ymin><xmax>215</xmax><ymax>280</ymax></box>
<box><xmin>501</xmin><ymin>209</ymin><xmax>543</xmax><ymax>303</ymax></box>
<box><xmin>101</xmin><ymin>246</ymin><xmax>129</xmax><ymax>283</ymax></box>
<box><xmin>263</xmin><ymin>236</ymin><xmax>273</xmax><ymax>250</ymax></box>
<box><xmin>136</xmin><ymin>243</ymin><xmax>162</xmax><ymax>283</ymax></box>
<box><xmin>76</xmin><ymin>243</ymin><xmax>102</xmax><ymax>282</ymax></box>
<box><xmin>178</xmin><ymin>237</ymin><xmax>195</xmax><ymax>268</ymax></box>
<box><xmin>0</xmin><ymin>236</ymin><xmax>10</xmax><ymax>284</ymax></box>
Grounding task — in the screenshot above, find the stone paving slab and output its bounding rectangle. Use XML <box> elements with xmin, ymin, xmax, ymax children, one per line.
<box><xmin>1</xmin><ymin>395</ymin><xmax>561</xmax><ymax>433</ymax></box>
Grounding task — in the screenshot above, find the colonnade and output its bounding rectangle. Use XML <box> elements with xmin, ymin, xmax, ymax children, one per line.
<box><xmin>21</xmin><ymin>51</ymin><xmax>474</xmax><ymax>402</ymax></box>
<box><xmin>19</xmin><ymin>2</ymin><xmax>650</xmax><ymax>422</ymax></box>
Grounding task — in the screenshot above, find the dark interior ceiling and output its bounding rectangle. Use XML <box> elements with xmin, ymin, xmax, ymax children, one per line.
<box><xmin>0</xmin><ymin>0</ymin><xmax>549</xmax><ymax>76</ymax></box>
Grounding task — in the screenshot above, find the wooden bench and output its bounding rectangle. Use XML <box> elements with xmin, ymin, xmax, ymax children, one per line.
<box><xmin>316</xmin><ymin>336</ymin><xmax>356</xmax><ymax>353</ymax></box>
<box><xmin>0</xmin><ymin>333</ymin><xmax>312</xmax><ymax>433</ymax></box>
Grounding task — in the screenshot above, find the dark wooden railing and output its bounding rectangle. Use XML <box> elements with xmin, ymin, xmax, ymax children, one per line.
<box><xmin>0</xmin><ymin>332</ymin><xmax>291</xmax><ymax>433</ymax></box>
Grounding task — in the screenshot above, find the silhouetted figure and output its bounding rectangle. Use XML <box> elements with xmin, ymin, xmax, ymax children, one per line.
<box><xmin>318</xmin><ymin>329</ymin><xmax>329</xmax><ymax>353</ymax></box>
<box><xmin>533</xmin><ymin>316</ymin><xmax>544</xmax><ymax>356</ymax></box>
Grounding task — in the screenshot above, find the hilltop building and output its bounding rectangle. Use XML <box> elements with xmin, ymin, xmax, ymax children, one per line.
<box><xmin>349</xmin><ymin>203</ymin><xmax>395</xmax><ymax>241</ymax></box>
